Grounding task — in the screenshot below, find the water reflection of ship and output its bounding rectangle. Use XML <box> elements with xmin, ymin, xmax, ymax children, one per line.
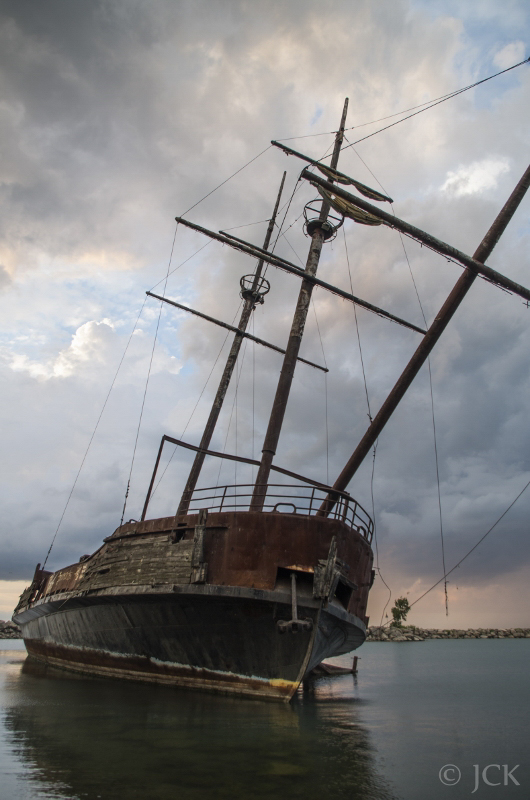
<box><xmin>5</xmin><ymin>660</ymin><xmax>396</xmax><ymax>800</ymax></box>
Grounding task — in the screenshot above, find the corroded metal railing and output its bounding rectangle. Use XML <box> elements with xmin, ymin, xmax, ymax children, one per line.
<box><xmin>187</xmin><ymin>483</ymin><xmax>373</xmax><ymax>543</ymax></box>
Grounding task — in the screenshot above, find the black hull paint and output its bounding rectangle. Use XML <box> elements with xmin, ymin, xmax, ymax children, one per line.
<box><xmin>14</xmin><ymin>585</ymin><xmax>366</xmax><ymax>700</ymax></box>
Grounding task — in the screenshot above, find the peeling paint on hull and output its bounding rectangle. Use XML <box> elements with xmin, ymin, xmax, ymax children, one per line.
<box><xmin>15</xmin><ymin>587</ymin><xmax>366</xmax><ymax>701</ymax></box>
<box><xmin>24</xmin><ymin>639</ymin><xmax>297</xmax><ymax>701</ymax></box>
<box><xmin>15</xmin><ymin>591</ymin><xmax>313</xmax><ymax>700</ymax></box>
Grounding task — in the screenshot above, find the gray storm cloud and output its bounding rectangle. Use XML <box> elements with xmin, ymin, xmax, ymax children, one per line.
<box><xmin>0</xmin><ymin>0</ymin><xmax>529</xmax><ymax>626</ymax></box>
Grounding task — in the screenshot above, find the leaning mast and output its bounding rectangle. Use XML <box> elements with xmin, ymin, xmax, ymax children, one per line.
<box><xmin>314</xmin><ymin>162</ymin><xmax>530</xmax><ymax>512</ymax></box>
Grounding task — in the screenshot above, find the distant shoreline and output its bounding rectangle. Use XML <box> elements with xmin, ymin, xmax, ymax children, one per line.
<box><xmin>367</xmin><ymin>626</ymin><xmax>530</xmax><ymax>642</ymax></box>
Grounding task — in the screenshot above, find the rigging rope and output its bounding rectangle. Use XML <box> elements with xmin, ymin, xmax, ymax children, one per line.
<box><xmin>235</xmin><ymin>338</ymin><xmax>250</xmax><ymax>485</ymax></box>
<box><xmin>149</xmin><ymin>239</ymin><xmax>213</xmax><ymax>292</ymax></box>
<box><xmin>396</xmin><ymin>230</ymin><xmax>516</xmax><ymax>295</ymax></box>
<box><xmin>223</xmin><ymin>218</ymin><xmax>272</xmax><ymax>232</ymax></box>
<box><xmin>120</xmin><ymin>224</ymin><xmax>179</xmax><ymax>524</ymax></box>
<box><xmin>252</xmin><ymin>312</ymin><xmax>256</xmax><ymax>479</ymax></box>
<box><xmin>264</xmin><ymin>140</ymin><xmax>335</xmax><ymax>280</ymax></box>
<box><xmin>395</xmin><ymin>226</ymin><xmax>450</xmax><ymax>615</ymax></box>
<box><xmin>214</xmin><ymin>336</ymin><xmax>249</xmax><ymax>489</ymax></box>
<box><xmin>370</xmin><ymin>441</ymin><xmax>393</xmax><ymax>627</ymax></box>
<box><xmin>342</xmin><ymin>224</ymin><xmax>391</xmax><ymax>624</ymax></box>
<box><xmin>346</xmin><ymin>141</ymin><xmax>451</xmax><ymax>616</ymax></box>
<box><xmin>42</xmin><ymin>297</ymin><xmax>149</xmax><ymax>568</ymax></box>
<box><xmin>343</xmin><ymin>58</ymin><xmax>530</xmax><ymax>150</ymax></box>
<box><xmin>277</xmin><ymin>57</ymin><xmax>530</xmax><ymax>148</ymax></box>
<box><xmin>149</xmin><ymin>302</ymin><xmax>243</xmax><ymax>501</ymax></box>
<box><xmin>277</xmin><ymin>132</ymin><xmax>337</xmax><ymax>142</ymax></box>
<box><xmin>340</xmin><ymin>56</ymin><xmax>530</xmax><ymax>153</ymax></box>
<box><xmin>179</xmin><ymin>146</ymin><xmax>272</xmax><ymax>219</ymax></box>
<box><xmin>264</xmin><ymin>175</ymin><xmax>304</xmax><ymax>277</ymax></box>
<box><xmin>342</xmin><ymin>227</ymin><xmax>372</xmax><ymax>421</ymax></box>
<box><xmin>373</xmin><ymin>474</ymin><xmax>530</xmax><ymax>631</ymax></box>
<box><xmin>281</xmin><ymin>232</ymin><xmax>305</xmax><ymax>266</ymax></box>
<box><xmin>428</xmin><ymin>356</ymin><xmax>449</xmax><ymax>616</ymax></box>
<box><xmin>409</xmin><ymin>475</ymin><xmax>530</xmax><ymax>612</ymax></box>
<box><xmin>387</xmin><ymin>200</ymin><xmax>450</xmax><ymax>616</ymax></box>
<box><xmin>311</xmin><ymin>295</ymin><xmax>329</xmax><ymax>484</ymax></box>
<box><xmin>278</xmin><ymin>58</ymin><xmax>529</xmax><ymax>152</ymax></box>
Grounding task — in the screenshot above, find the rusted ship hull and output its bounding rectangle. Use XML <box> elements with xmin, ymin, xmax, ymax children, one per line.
<box><xmin>14</xmin><ymin>585</ymin><xmax>366</xmax><ymax>700</ymax></box>
<box><xmin>14</xmin><ymin>502</ymin><xmax>374</xmax><ymax>701</ymax></box>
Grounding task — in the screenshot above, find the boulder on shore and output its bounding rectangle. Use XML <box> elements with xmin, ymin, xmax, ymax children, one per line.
<box><xmin>0</xmin><ymin>620</ymin><xmax>22</xmax><ymax>639</ymax></box>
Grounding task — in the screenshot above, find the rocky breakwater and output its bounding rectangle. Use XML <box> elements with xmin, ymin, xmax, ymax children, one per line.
<box><xmin>366</xmin><ymin>626</ymin><xmax>530</xmax><ymax>642</ymax></box>
<box><xmin>0</xmin><ymin>620</ymin><xmax>22</xmax><ymax>639</ymax></box>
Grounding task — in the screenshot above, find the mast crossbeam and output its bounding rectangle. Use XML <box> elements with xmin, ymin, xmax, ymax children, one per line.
<box><xmin>270</xmin><ymin>140</ymin><xmax>393</xmax><ymax>203</ymax></box>
<box><xmin>303</xmin><ymin>170</ymin><xmax>530</xmax><ymax>304</ymax></box>
<box><xmin>146</xmin><ymin>291</ymin><xmax>328</xmax><ymax>372</ymax></box>
<box><xmin>174</xmin><ymin>217</ymin><xmax>426</xmax><ymax>334</ymax></box>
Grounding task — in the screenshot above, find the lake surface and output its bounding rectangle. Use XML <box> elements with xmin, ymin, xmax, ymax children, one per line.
<box><xmin>1</xmin><ymin>638</ymin><xmax>528</xmax><ymax>799</ymax></box>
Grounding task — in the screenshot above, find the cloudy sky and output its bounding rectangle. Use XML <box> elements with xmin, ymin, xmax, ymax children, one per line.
<box><xmin>1</xmin><ymin>0</ymin><xmax>529</xmax><ymax>628</ymax></box>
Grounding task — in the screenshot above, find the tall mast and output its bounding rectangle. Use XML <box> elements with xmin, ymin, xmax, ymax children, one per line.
<box><xmin>250</xmin><ymin>99</ymin><xmax>349</xmax><ymax>510</ymax></box>
<box><xmin>177</xmin><ymin>172</ymin><xmax>286</xmax><ymax>515</ymax></box>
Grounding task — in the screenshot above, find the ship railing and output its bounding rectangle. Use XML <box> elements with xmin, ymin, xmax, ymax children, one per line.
<box><xmin>187</xmin><ymin>483</ymin><xmax>373</xmax><ymax>543</ymax></box>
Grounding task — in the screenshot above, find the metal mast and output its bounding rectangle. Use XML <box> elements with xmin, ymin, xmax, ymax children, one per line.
<box><xmin>250</xmin><ymin>99</ymin><xmax>349</xmax><ymax>510</ymax></box>
<box><xmin>177</xmin><ymin>172</ymin><xmax>286</xmax><ymax>515</ymax></box>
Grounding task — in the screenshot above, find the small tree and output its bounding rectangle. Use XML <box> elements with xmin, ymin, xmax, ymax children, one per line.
<box><xmin>391</xmin><ymin>597</ymin><xmax>411</xmax><ymax>627</ymax></box>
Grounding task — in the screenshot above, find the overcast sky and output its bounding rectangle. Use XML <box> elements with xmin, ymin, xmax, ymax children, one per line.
<box><xmin>1</xmin><ymin>0</ymin><xmax>529</xmax><ymax>627</ymax></box>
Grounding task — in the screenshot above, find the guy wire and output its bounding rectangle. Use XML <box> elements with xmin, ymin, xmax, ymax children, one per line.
<box><xmin>149</xmin><ymin>302</ymin><xmax>243</xmax><ymax>501</ymax></box>
<box><xmin>120</xmin><ymin>223</ymin><xmax>179</xmax><ymax>524</ymax></box>
<box><xmin>276</xmin><ymin>57</ymin><xmax>529</xmax><ymax>143</ymax></box>
<box><xmin>346</xmin><ymin>140</ymin><xmax>450</xmax><ymax>613</ymax></box>
<box><xmin>179</xmin><ymin>145</ymin><xmax>272</xmax><ymax>219</ymax></box>
<box><xmin>410</xmin><ymin>476</ymin><xmax>530</xmax><ymax>611</ymax></box>
<box><xmin>214</xmin><ymin>336</ymin><xmax>249</xmax><ymax>489</ymax></box>
<box><xmin>42</xmin><ymin>295</ymin><xmax>149</xmax><ymax>568</ymax></box>
<box><xmin>340</xmin><ymin>57</ymin><xmax>530</xmax><ymax>153</ymax></box>
<box><xmin>310</xmin><ymin>295</ymin><xmax>329</xmax><ymax>484</ymax></box>
<box><xmin>341</xmin><ymin>223</ymin><xmax>391</xmax><ymax>624</ymax></box>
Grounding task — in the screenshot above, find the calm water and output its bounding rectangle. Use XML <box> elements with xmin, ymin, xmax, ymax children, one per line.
<box><xmin>0</xmin><ymin>638</ymin><xmax>528</xmax><ymax>799</ymax></box>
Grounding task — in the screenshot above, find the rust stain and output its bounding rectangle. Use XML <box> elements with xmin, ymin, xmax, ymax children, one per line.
<box><xmin>25</xmin><ymin>640</ymin><xmax>296</xmax><ymax>701</ymax></box>
<box><xmin>19</xmin><ymin>508</ymin><xmax>373</xmax><ymax>627</ymax></box>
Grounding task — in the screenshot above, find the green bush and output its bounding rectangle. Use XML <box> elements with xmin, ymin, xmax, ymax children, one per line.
<box><xmin>391</xmin><ymin>597</ymin><xmax>411</xmax><ymax>627</ymax></box>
